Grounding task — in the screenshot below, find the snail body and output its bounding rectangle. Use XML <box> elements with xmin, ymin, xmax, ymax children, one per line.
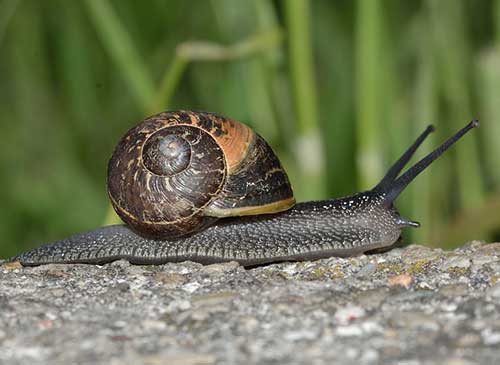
<box><xmin>12</xmin><ymin>111</ymin><xmax>479</xmax><ymax>266</ymax></box>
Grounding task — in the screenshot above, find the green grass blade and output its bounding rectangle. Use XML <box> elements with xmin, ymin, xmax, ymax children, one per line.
<box><xmin>0</xmin><ymin>0</ymin><xmax>20</xmax><ymax>47</ymax></box>
<box><xmin>411</xmin><ymin>11</ymin><xmax>439</xmax><ymax>245</ymax></box>
<box><xmin>427</xmin><ymin>0</ymin><xmax>484</xmax><ymax>212</ymax></box>
<box><xmin>477</xmin><ymin>50</ymin><xmax>500</xmax><ymax>189</ymax></box>
<box><xmin>83</xmin><ymin>0</ymin><xmax>156</xmax><ymax>113</ymax></box>
<box><xmin>152</xmin><ymin>29</ymin><xmax>283</xmax><ymax>113</ymax></box>
<box><xmin>355</xmin><ymin>0</ymin><xmax>385</xmax><ymax>189</ymax></box>
<box><xmin>285</xmin><ymin>0</ymin><xmax>325</xmax><ymax>199</ymax></box>
<box><xmin>496</xmin><ymin>0</ymin><xmax>500</xmax><ymax>41</ymax></box>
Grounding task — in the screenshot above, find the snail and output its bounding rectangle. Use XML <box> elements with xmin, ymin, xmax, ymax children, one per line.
<box><xmin>11</xmin><ymin>111</ymin><xmax>479</xmax><ymax>266</ymax></box>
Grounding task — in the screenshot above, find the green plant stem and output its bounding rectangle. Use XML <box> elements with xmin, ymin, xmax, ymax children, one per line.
<box><xmin>496</xmin><ymin>0</ymin><xmax>500</xmax><ymax>42</ymax></box>
<box><xmin>0</xmin><ymin>0</ymin><xmax>20</xmax><ymax>47</ymax></box>
<box><xmin>285</xmin><ymin>0</ymin><xmax>325</xmax><ymax>200</ymax></box>
<box><xmin>152</xmin><ymin>29</ymin><xmax>283</xmax><ymax>113</ymax></box>
<box><xmin>286</xmin><ymin>0</ymin><xmax>318</xmax><ymax>135</ymax></box>
<box><xmin>151</xmin><ymin>55</ymin><xmax>188</xmax><ymax>113</ymax></box>
<box><xmin>355</xmin><ymin>0</ymin><xmax>384</xmax><ymax>189</ymax></box>
<box><xmin>84</xmin><ymin>0</ymin><xmax>156</xmax><ymax>114</ymax></box>
<box><xmin>427</xmin><ymin>0</ymin><xmax>483</xmax><ymax>210</ymax></box>
<box><xmin>412</xmin><ymin>11</ymin><xmax>439</xmax><ymax>245</ymax></box>
<box><xmin>477</xmin><ymin>49</ymin><xmax>500</xmax><ymax>187</ymax></box>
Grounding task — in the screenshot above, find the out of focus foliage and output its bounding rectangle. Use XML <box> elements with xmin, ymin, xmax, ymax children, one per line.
<box><xmin>1</xmin><ymin>0</ymin><xmax>499</xmax><ymax>256</ymax></box>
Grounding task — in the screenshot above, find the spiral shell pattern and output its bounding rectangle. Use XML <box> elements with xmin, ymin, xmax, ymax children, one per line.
<box><xmin>108</xmin><ymin>111</ymin><xmax>294</xmax><ymax>237</ymax></box>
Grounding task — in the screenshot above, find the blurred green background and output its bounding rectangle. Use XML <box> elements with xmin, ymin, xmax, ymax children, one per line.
<box><xmin>1</xmin><ymin>0</ymin><xmax>499</xmax><ymax>257</ymax></box>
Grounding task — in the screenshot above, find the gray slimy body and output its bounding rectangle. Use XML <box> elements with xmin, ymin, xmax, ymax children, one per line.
<box><xmin>15</xmin><ymin>193</ymin><xmax>409</xmax><ymax>266</ymax></box>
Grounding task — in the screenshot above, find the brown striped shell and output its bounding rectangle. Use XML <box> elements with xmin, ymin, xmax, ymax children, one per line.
<box><xmin>107</xmin><ymin>110</ymin><xmax>295</xmax><ymax>238</ymax></box>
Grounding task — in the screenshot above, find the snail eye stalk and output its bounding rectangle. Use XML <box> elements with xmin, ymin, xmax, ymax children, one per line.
<box><xmin>373</xmin><ymin>125</ymin><xmax>435</xmax><ymax>194</ymax></box>
<box><xmin>374</xmin><ymin>120</ymin><xmax>479</xmax><ymax>204</ymax></box>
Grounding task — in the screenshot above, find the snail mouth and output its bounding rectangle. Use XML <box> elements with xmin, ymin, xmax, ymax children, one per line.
<box><xmin>395</xmin><ymin>217</ymin><xmax>420</xmax><ymax>228</ymax></box>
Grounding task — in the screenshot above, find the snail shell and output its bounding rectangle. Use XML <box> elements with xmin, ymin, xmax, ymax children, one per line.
<box><xmin>107</xmin><ymin>110</ymin><xmax>295</xmax><ymax>238</ymax></box>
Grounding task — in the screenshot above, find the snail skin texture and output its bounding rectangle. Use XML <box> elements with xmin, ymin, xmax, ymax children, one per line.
<box><xmin>11</xmin><ymin>111</ymin><xmax>479</xmax><ymax>267</ymax></box>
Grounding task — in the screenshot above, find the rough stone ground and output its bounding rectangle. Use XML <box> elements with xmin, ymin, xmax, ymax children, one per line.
<box><xmin>1</xmin><ymin>241</ymin><xmax>499</xmax><ymax>365</ymax></box>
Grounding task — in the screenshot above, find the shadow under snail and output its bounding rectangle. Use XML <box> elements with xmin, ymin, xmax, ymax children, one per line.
<box><xmin>11</xmin><ymin>111</ymin><xmax>479</xmax><ymax>267</ymax></box>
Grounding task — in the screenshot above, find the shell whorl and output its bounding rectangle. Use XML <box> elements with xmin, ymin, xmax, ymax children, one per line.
<box><xmin>107</xmin><ymin>111</ymin><xmax>295</xmax><ymax>238</ymax></box>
